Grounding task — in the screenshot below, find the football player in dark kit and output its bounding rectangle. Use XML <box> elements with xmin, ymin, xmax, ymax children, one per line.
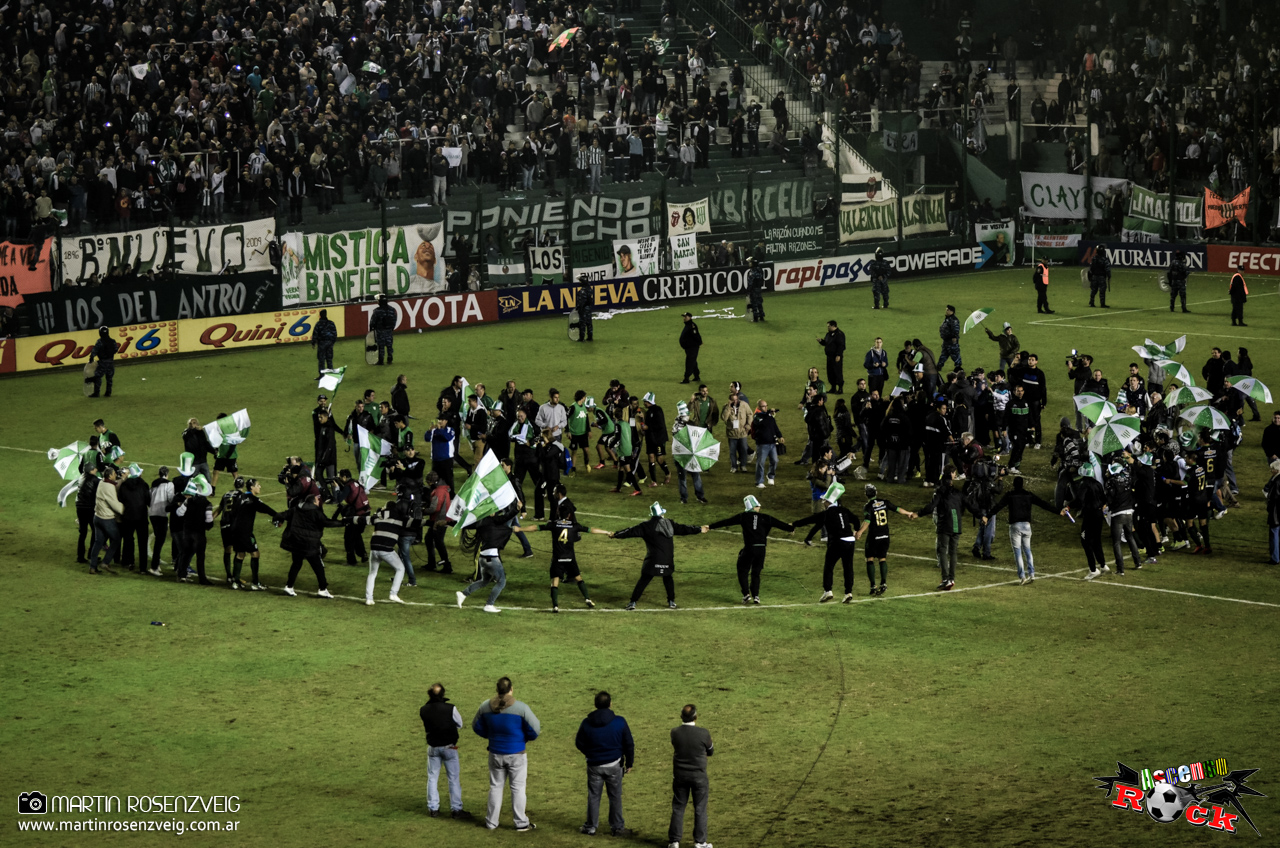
<box><xmin>609</xmin><ymin>502</ymin><xmax>709</xmax><ymax>610</ymax></box>
<box><xmin>87</xmin><ymin>326</ymin><xmax>119</xmax><ymax>397</ymax></box>
<box><xmin>793</xmin><ymin>482</ymin><xmax>861</xmax><ymax>604</ymax></box>
<box><xmin>707</xmin><ymin>495</ymin><xmax>795</xmax><ymax>604</ymax></box>
<box><xmin>818</xmin><ymin>320</ymin><xmax>847</xmax><ymax>394</ymax></box>
<box><xmin>516</xmin><ymin>489</ymin><xmax>610</xmax><ymax>613</ymax></box>
<box><xmin>855</xmin><ymin>484</ymin><xmax>917</xmax><ymax>595</ymax></box>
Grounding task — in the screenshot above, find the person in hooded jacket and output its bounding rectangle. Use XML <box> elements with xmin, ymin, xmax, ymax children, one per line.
<box><xmin>574</xmin><ymin>691</ymin><xmax>635</xmax><ymax>837</ymax></box>
<box><xmin>610</xmin><ymin>503</ymin><xmax>708</xmax><ymax>610</ymax></box>
<box><xmin>281</xmin><ymin>492</ymin><xmax>343</xmax><ymax>597</ymax></box>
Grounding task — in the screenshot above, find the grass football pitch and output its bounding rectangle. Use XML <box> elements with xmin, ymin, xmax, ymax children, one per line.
<box><xmin>2</xmin><ymin>268</ymin><xmax>1277</xmax><ymax>846</ymax></box>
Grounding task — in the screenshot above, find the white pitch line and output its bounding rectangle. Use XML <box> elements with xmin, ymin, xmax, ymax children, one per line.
<box><xmin>1050</xmin><ymin>573</ymin><xmax>1280</xmax><ymax>608</ymax></box>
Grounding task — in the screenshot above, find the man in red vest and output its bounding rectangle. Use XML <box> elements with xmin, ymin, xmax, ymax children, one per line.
<box><xmin>1034</xmin><ymin>262</ymin><xmax>1054</xmax><ymax>314</ymax></box>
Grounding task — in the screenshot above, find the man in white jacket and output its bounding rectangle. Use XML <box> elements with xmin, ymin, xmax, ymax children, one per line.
<box><xmin>89</xmin><ymin>466</ymin><xmax>124</xmax><ymax>573</ymax></box>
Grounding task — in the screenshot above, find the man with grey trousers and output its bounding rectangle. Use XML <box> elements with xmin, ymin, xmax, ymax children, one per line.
<box><xmin>669</xmin><ymin>703</ymin><xmax>715</xmax><ymax>848</ymax></box>
<box><xmin>574</xmin><ymin>691</ymin><xmax>635</xmax><ymax>836</ymax></box>
<box><xmin>472</xmin><ymin>676</ymin><xmax>541</xmax><ymax>831</ymax></box>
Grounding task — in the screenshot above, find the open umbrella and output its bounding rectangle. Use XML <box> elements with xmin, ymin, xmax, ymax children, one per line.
<box><xmin>549</xmin><ymin>26</ymin><xmax>581</xmax><ymax>51</ymax></box>
<box><xmin>1162</xmin><ymin>385</ymin><xmax>1212</xmax><ymax>407</ymax></box>
<box><xmin>1073</xmin><ymin>393</ymin><xmax>1116</xmax><ymax>424</ymax></box>
<box><xmin>1179</xmin><ymin>405</ymin><xmax>1230</xmax><ymax>431</ymax></box>
<box><xmin>1233</xmin><ymin>377</ymin><xmax>1273</xmax><ymax>404</ymax></box>
<box><xmin>1087</xmin><ymin>415</ymin><xmax>1141</xmax><ymax>455</ymax></box>
<box><xmin>963</xmin><ymin>308</ymin><xmax>993</xmax><ymax>333</ymax></box>
<box><xmin>1132</xmin><ymin>336</ymin><xmax>1186</xmax><ymax>361</ymax></box>
<box><xmin>1155</xmin><ymin>359</ymin><xmax>1196</xmax><ymax>387</ymax></box>
<box><xmin>48</xmin><ymin>441</ymin><xmax>90</xmax><ymax>481</ymax></box>
<box><xmin>671</xmin><ymin>425</ymin><xmax>720</xmax><ymax>472</ymax></box>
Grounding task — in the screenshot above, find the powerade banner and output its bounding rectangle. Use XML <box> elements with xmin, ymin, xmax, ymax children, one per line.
<box><xmin>61</xmin><ymin>218</ymin><xmax>276</xmax><ymax>283</ymax></box>
<box><xmin>888</xmin><ymin>245</ymin><xmax>983</xmax><ymax>275</ymax></box>
<box><xmin>974</xmin><ymin>220</ymin><xmax>1015</xmax><ymax>267</ymax></box>
<box><xmin>1020</xmin><ymin>172</ymin><xmax>1130</xmax><ymax>220</ymax></box>
<box><xmin>343</xmin><ymin>292</ymin><xmax>499</xmax><ymax>334</ymax></box>
<box><xmin>495</xmin><ymin>265</ymin><xmax>775</xmax><ymax>319</ymax></box>
<box><xmin>16</xmin><ymin>322</ymin><xmax>179</xmax><ymax>371</ymax></box>
<box><xmin>0</xmin><ymin>240</ymin><xmax>53</xmax><ymax>308</ymax></box>
<box><xmin>444</xmin><ymin>193</ymin><xmax>659</xmax><ymax>251</ymax></box>
<box><xmin>838</xmin><ymin>194</ymin><xmax>946</xmax><ymax>243</ymax></box>
<box><xmin>23</xmin><ymin>273</ymin><xmax>280</xmax><ymax>335</ymax></box>
<box><xmin>1208</xmin><ymin>245</ymin><xmax>1280</xmax><ymax>276</ymax></box>
<box><xmin>708</xmin><ymin>178</ymin><xmax>814</xmax><ymax>224</ymax></box>
<box><xmin>667</xmin><ymin>199</ymin><xmax>711</xmax><ymax>235</ymax></box>
<box><xmin>281</xmin><ymin>223</ymin><xmax>446</xmax><ymax>306</ymax></box>
<box><xmin>1128</xmin><ymin>185</ymin><xmax>1202</xmax><ymax>226</ymax></box>
<box><xmin>1078</xmin><ymin>243</ymin><xmax>1207</xmax><ymax>271</ymax></box>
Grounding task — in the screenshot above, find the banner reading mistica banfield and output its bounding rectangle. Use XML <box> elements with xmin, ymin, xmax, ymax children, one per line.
<box><xmin>280</xmin><ymin>223</ymin><xmax>446</xmax><ymax>305</ymax></box>
<box><xmin>494</xmin><ymin>265</ymin><xmax>775</xmax><ymax>319</ymax></box>
<box><xmin>60</xmin><ymin>219</ymin><xmax>276</xmax><ymax>283</ymax></box>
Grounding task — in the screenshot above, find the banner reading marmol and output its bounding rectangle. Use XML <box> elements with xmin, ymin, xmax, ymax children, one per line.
<box><xmin>445</xmin><ymin>192</ymin><xmax>659</xmax><ymax>253</ymax></box>
<box><xmin>495</xmin><ymin>265</ymin><xmax>775</xmax><ymax>319</ymax></box>
<box><xmin>1021</xmin><ymin>172</ymin><xmax>1131</xmax><ymax>220</ymax></box>
<box><xmin>1128</xmin><ymin>185</ymin><xmax>1203</xmax><ymax>227</ymax></box>
<box><xmin>61</xmin><ymin>218</ymin><xmax>276</xmax><ymax>283</ymax></box>
<box><xmin>281</xmin><ymin>222</ymin><xmax>445</xmax><ymax>306</ymax></box>
<box><xmin>708</xmin><ymin>178</ymin><xmax>814</xmax><ymax>225</ymax></box>
<box><xmin>24</xmin><ymin>273</ymin><xmax>280</xmax><ymax>335</ymax></box>
<box><xmin>838</xmin><ymin>193</ymin><xmax>946</xmax><ymax>243</ymax></box>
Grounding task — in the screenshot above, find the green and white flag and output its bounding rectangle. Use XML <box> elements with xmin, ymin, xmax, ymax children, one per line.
<box><xmin>205</xmin><ymin>409</ymin><xmax>252</xmax><ymax>448</ymax></box>
<box><xmin>57</xmin><ymin>478</ymin><xmax>81</xmax><ymax>508</ymax></box>
<box><xmin>361</xmin><ymin>61</ymin><xmax>385</xmax><ymax>74</ymax></box>
<box><xmin>318</xmin><ymin>366</ymin><xmax>347</xmax><ymax>396</ymax></box>
<box><xmin>49</xmin><ymin>441</ymin><xmax>91</xmax><ymax>481</ymax></box>
<box><xmin>446</xmin><ymin>449</ymin><xmax>518</xmax><ymax>534</ymax></box>
<box><xmin>890</xmin><ymin>370</ymin><xmax>914</xmax><ymax>397</ymax></box>
<box><xmin>105</xmin><ymin>444</ymin><xmax>126</xmax><ymax>463</ymax></box>
<box><xmin>459</xmin><ymin>377</ymin><xmax>476</xmax><ymax>408</ymax></box>
<box><xmin>185</xmin><ymin>474</ymin><xmax>214</xmax><ymax>496</ymax></box>
<box><xmin>355</xmin><ymin>424</ymin><xmax>391</xmax><ymax>491</ymax></box>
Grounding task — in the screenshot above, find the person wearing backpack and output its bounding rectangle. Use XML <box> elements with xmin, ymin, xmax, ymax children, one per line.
<box><xmin>1049</xmin><ymin>417</ymin><xmax>1086</xmax><ymax>509</ymax></box>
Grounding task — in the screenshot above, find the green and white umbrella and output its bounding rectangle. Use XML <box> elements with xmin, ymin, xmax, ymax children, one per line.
<box><xmin>1087</xmin><ymin>415</ymin><xmax>1141</xmax><ymax>455</ymax></box>
<box><xmin>963</xmin><ymin>307</ymin><xmax>993</xmax><ymax>333</ymax></box>
<box><xmin>1178</xmin><ymin>405</ymin><xmax>1230</xmax><ymax>431</ymax></box>
<box><xmin>1162</xmin><ymin>385</ymin><xmax>1212</xmax><ymax>407</ymax></box>
<box><xmin>671</xmin><ymin>425</ymin><xmax>720</xmax><ymax>472</ymax></box>
<box><xmin>1132</xmin><ymin>336</ymin><xmax>1186</xmax><ymax>361</ymax></box>
<box><xmin>48</xmin><ymin>441</ymin><xmax>91</xmax><ymax>481</ymax></box>
<box><xmin>1232</xmin><ymin>377</ymin><xmax>1273</xmax><ymax>404</ymax></box>
<box><xmin>1073</xmin><ymin>393</ymin><xmax>1116</xmax><ymax>424</ymax></box>
<box><xmin>1155</xmin><ymin>359</ymin><xmax>1196</xmax><ymax>387</ymax></box>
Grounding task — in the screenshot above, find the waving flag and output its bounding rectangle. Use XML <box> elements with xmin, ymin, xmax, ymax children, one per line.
<box><xmin>360</xmin><ymin>61</ymin><xmax>386</xmax><ymax>74</ymax></box>
<box><xmin>355</xmin><ymin>424</ymin><xmax>391</xmax><ymax>491</ymax></box>
<box><xmin>205</xmin><ymin>409</ymin><xmax>252</xmax><ymax>449</ymax></box>
<box><xmin>318</xmin><ymin>367</ymin><xmax>347</xmax><ymax>397</ymax></box>
<box><xmin>890</xmin><ymin>370</ymin><xmax>914</xmax><ymax>397</ymax></box>
<box><xmin>446</xmin><ymin>449</ymin><xmax>518</xmax><ymax>534</ymax></box>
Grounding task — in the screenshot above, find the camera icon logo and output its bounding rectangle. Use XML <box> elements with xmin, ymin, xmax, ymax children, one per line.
<box><xmin>19</xmin><ymin>791</ymin><xmax>48</xmax><ymax>814</ymax></box>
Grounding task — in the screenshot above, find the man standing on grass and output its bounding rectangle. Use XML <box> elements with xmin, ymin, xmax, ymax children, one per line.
<box><xmin>818</xmin><ymin>320</ymin><xmax>846</xmax><ymax>393</ymax></box>
<box><xmin>472</xmin><ymin>676</ymin><xmax>540</xmax><ymax>832</ymax></box>
<box><xmin>420</xmin><ymin>683</ymin><xmax>473</xmax><ymax>820</ymax></box>
<box><xmin>680</xmin><ymin>312</ymin><xmax>703</xmax><ymax>383</ymax></box>
<box><xmin>793</xmin><ymin>482</ymin><xmax>859</xmax><ymax>603</ymax></box>
<box><xmin>751</xmin><ymin>399</ymin><xmax>784</xmax><ymax>488</ymax></box>
<box><xmin>937</xmin><ymin>305</ymin><xmax>962</xmax><ymax>373</ymax></box>
<box><xmin>863</xmin><ymin>337</ymin><xmax>888</xmax><ymax>396</ymax></box>
<box><xmin>455</xmin><ymin>502</ymin><xmax>522</xmax><ymax>613</ymax></box>
<box><xmin>917</xmin><ymin>468</ymin><xmax>967</xmax><ymax>591</ymax></box>
<box><xmin>567</xmin><ymin>390</ymin><xmax>593</xmax><ymax>474</ymax></box>
<box><xmin>668</xmin><ymin>703</ymin><xmax>714</xmax><ymax>848</ymax></box>
<box><xmin>611</xmin><ymin>502</ymin><xmax>708</xmax><ymax>610</ymax></box>
<box><xmin>855</xmin><ymin>484</ymin><xmax>916</xmax><ymax>596</ymax></box>
<box><xmin>708</xmin><ymin>495</ymin><xmax>795</xmax><ymax>604</ymax></box>
<box><xmin>575</xmin><ymin>691</ymin><xmax>635</xmax><ymax>837</ymax></box>
<box><xmin>87</xmin><ymin>326</ymin><xmax>119</xmax><ymax>397</ymax></box>
<box><xmin>371</xmin><ymin>294</ymin><xmax>397</xmax><ymax>364</ymax></box>
<box><xmin>984</xmin><ymin>322</ymin><xmax>1020</xmax><ymax>371</ymax></box>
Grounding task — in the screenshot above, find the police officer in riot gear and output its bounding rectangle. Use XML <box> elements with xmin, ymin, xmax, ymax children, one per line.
<box><xmin>746</xmin><ymin>257</ymin><xmax>766</xmax><ymax>322</ymax></box>
<box><xmin>1088</xmin><ymin>246</ymin><xmax>1112</xmax><ymax>308</ymax></box>
<box><xmin>575</xmin><ymin>274</ymin><xmax>594</xmax><ymax>342</ymax></box>
<box><xmin>868</xmin><ymin>248</ymin><xmax>892</xmax><ymax>309</ymax></box>
<box><xmin>1167</xmin><ymin>250</ymin><xmax>1190</xmax><ymax>313</ymax></box>
<box><xmin>88</xmin><ymin>326</ymin><xmax>119</xmax><ymax>398</ymax></box>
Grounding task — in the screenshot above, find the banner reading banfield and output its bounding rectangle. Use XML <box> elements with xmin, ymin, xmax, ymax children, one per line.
<box><xmin>1020</xmin><ymin>172</ymin><xmax>1130</xmax><ymax>220</ymax></box>
<box><xmin>61</xmin><ymin>219</ymin><xmax>276</xmax><ymax>283</ymax></box>
<box><xmin>495</xmin><ymin>265</ymin><xmax>774</xmax><ymax>319</ymax></box>
<box><xmin>281</xmin><ymin>223</ymin><xmax>446</xmax><ymax>305</ymax></box>
<box><xmin>837</xmin><ymin>194</ymin><xmax>946</xmax><ymax>243</ymax></box>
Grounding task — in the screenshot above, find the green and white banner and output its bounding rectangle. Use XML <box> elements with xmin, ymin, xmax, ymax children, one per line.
<box><xmin>671</xmin><ymin>233</ymin><xmax>698</xmax><ymax>271</ymax></box>
<box><xmin>1020</xmin><ymin>172</ymin><xmax>1131</xmax><ymax>220</ymax></box>
<box><xmin>838</xmin><ymin>193</ymin><xmax>946</xmax><ymax>243</ymax></box>
<box><xmin>527</xmin><ymin>245</ymin><xmax>565</xmax><ymax>286</ymax></box>
<box><xmin>1128</xmin><ymin>185</ymin><xmax>1203</xmax><ymax>226</ymax></box>
<box><xmin>281</xmin><ymin>222</ymin><xmax>446</xmax><ymax>306</ymax></box>
<box><xmin>667</xmin><ymin>198</ymin><xmax>711</xmax><ymax>235</ymax></box>
<box><xmin>355</xmin><ymin>424</ymin><xmax>391</xmax><ymax>491</ymax></box>
<box><xmin>1121</xmin><ymin>216</ymin><xmax>1163</xmax><ymax>244</ymax></box>
<box><xmin>205</xmin><ymin>409</ymin><xmax>251</xmax><ymax>448</ymax></box>
<box><xmin>61</xmin><ymin>218</ymin><xmax>276</xmax><ymax>284</ymax></box>
<box><xmin>613</xmin><ymin>236</ymin><xmax>660</xmax><ymax>278</ymax></box>
<box><xmin>318</xmin><ymin>366</ymin><xmax>346</xmax><ymax>396</ymax></box>
<box><xmin>974</xmin><ymin>220</ymin><xmax>1015</xmax><ymax>266</ymax></box>
<box><xmin>446</xmin><ymin>449</ymin><xmax>519</xmax><ymax>532</ymax></box>
<box><xmin>487</xmin><ymin>256</ymin><xmax>526</xmax><ymax>287</ymax></box>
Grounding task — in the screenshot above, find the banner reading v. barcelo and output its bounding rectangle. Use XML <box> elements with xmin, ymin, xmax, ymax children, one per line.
<box><xmin>495</xmin><ymin>265</ymin><xmax>774</xmax><ymax>319</ymax></box>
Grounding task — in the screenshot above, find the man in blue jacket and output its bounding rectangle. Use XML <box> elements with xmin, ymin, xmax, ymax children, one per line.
<box><xmin>472</xmin><ymin>677</ymin><xmax>541</xmax><ymax>831</ymax></box>
<box><xmin>574</xmin><ymin>691</ymin><xmax>635</xmax><ymax>837</ymax></box>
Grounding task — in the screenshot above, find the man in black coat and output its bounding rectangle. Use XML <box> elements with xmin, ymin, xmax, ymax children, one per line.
<box><xmin>818</xmin><ymin>320</ymin><xmax>846</xmax><ymax>393</ymax></box>
<box><xmin>420</xmin><ymin>683</ymin><xmax>474</xmax><ymax>819</ymax></box>
<box><xmin>708</xmin><ymin>495</ymin><xmax>794</xmax><ymax>603</ymax></box>
<box><xmin>679</xmin><ymin>312</ymin><xmax>702</xmax><ymax>383</ymax></box>
<box><xmin>1229</xmin><ymin>270</ymin><xmax>1248</xmax><ymax>326</ymax></box>
<box><xmin>281</xmin><ymin>492</ymin><xmax>343</xmax><ymax>597</ymax></box>
<box><xmin>87</xmin><ymin>326</ymin><xmax>119</xmax><ymax>397</ymax></box>
<box><xmin>610</xmin><ymin>502</ymin><xmax>707</xmax><ymax>609</ymax></box>
<box><xmin>371</xmin><ymin>294</ymin><xmax>397</xmax><ymax>365</ymax></box>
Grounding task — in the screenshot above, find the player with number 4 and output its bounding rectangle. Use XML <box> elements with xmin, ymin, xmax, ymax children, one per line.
<box><xmin>516</xmin><ymin>494</ymin><xmax>611</xmax><ymax>613</ymax></box>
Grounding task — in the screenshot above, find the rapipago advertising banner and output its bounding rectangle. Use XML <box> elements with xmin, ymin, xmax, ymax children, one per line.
<box><xmin>0</xmin><ymin>240</ymin><xmax>53</xmax><ymax>308</ymax></box>
<box><xmin>613</xmin><ymin>236</ymin><xmax>660</xmax><ymax>278</ymax></box>
<box><xmin>1128</xmin><ymin>185</ymin><xmax>1202</xmax><ymax>226</ymax></box>
<box><xmin>343</xmin><ymin>291</ymin><xmax>499</xmax><ymax>334</ymax></box>
<box><xmin>25</xmin><ymin>273</ymin><xmax>280</xmax><ymax>335</ymax></box>
<box><xmin>281</xmin><ymin>222</ymin><xmax>446</xmax><ymax>306</ymax></box>
<box><xmin>838</xmin><ymin>193</ymin><xmax>946</xmax><ymax>243</ymax></box>
<box><xmin>774</xmin><ymin>246</ymin><xmax>985</xmax><ymax>290</ymax></box>
<box><xmin>667</xmin><ymin>199</ymin><xmax>711</xmax><ymax>235</ymax></box>
<box><xmin>495</xmin><ymin>265</ymin><xmax>774</xmax><ymax>319</ymax></box>
<box><xmin>16</xmin><ymin>322</ymin><xmax>179</xmax><ymax>371</ymax></box>
<box><xmin>1020</xmin><ymin>172</ymin><xmax>1130</xmax><ymax>220</ymax></box>
<box><xmin>177</xmin><ymin>308</ymin><xmax>342</xmax><ymax>353</ymax></box>
<box><xmin>60</xmin><ymin>218</ymin><xmax>276</xmax><ymax>283</ymax></box>
<box><xmin>974</xmin><ymin>220</ymin><xmax>1015</xmax><ymax>267</ymax></box>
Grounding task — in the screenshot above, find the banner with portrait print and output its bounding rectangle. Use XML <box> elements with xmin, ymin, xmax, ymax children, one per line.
<box><xmin>613</xmin><ymin>236</ymin><xmax>660</xmax><ymax>278</ymax></box>
<box><xmin>667</xmin><ymin>199</ymin><xmax>712</xmax><ymax>235</ymax></box>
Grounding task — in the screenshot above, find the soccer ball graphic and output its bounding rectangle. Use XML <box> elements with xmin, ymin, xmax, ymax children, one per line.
<box><xmin>1145</xmin><ymin>782</ymin><xmax>1188</xmax><ymax>823</ymax></box>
